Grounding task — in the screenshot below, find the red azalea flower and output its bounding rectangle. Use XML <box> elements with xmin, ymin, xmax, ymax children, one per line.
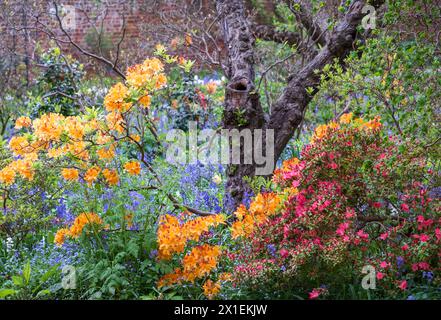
<box><xmin>401</xmin><ymin>203</ymin><xmax>410</xmax><ymax>212</ymax></box>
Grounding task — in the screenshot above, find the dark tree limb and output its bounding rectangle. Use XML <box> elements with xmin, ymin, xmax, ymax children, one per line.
<box><xmin>252</xmin><ymin>23</ymin><xmax>301</xmax><ymax>46</ymax></box>
<box><xmin>269</xmin><ymin>0</ymin><xmax>371</xmax><ymax>161</ymax></box>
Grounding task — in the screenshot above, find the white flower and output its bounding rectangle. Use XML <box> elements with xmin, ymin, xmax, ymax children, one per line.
<box><xmin>6</xmin><ymin>237</ymin><xmax>14</xmax><ymax>253</ymax></box>
<box><xmin>212</xmin><ymin>174</ymin><xmax>222</xmax><ymax>185</ymax></box>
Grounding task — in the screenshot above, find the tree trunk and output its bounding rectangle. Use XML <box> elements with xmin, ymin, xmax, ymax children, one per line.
<box><xmin>217</xmin><ymin>0</ymin><xmax>383</xmax><ymax>208</ymax></box>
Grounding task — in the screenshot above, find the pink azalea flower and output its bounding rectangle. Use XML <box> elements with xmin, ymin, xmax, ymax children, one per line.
<box><xmin>345</xmin><ymin>208</ymin><xmax>356</xmax><ymax>219</ymax></box>
<box><xmin>308</xmin><ymin>289</ymin><xmax>320</xmax><ymax>299</ymax></box>
<box><xmin>279</xmin><ymin>249</ymin><xmax>289</xmax><ymax>259</ymax></box>
<box><xmin>380</xmin><ymin>261</ymin><xmax>389</xmax><ymax>269</ymax></box>
<box><xmin>419</xmin><ymin>234</ymin><xmax>430</xmax><ymax>242</ymax></box>
<box><xmin>435</xmin><ymin>228</ymin><xmax>441</xmax><ymax>241</ymax></box>
<box><xmin>401</xmin><ymin>244</ymin><xmax>409</xmax><ymax>251</ymax></box>
<box><xmin>380</xmin><ymin>232</ymin><xmax>388</xmax><ymax>240</ymax></box>
<box><xmin>357</xmin><ymin>230</ymin><xmax>369</xmax><ymax>240</ymax></box>
<box><xmin>329</xmin><ymin>162</ymin><xmax>338</xmax><ymax>169</ymax></box>
<box><xmin>376</xmin><ymin>272</ymin><xmax>385</xmax><ymax>280</ymax></box>
<box><xmin>418</xmin><ymin>262</ymin><xmax>430</xmax><ymax>270</ymax></box>
<box><xmin>398</xmin><ymin>280</ymin><xmax>407</xmax><ymax>291</ymax></box>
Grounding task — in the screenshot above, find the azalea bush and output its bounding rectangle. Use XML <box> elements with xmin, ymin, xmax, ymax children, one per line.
<box><xmin>0</xmin><ymin>44</ymin><xmax>227</xmax><ymax>299</ymax></box>
<box><xmin>227</xmin><ymin>114</ymin><xmax>440</xmax><ymax>299</ymax></box>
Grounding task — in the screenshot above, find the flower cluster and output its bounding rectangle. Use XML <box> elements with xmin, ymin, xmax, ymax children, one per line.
<box><xmin>231</xmin><ymin>192</ymin><xmax>283</xmax><ymax>239</ymax></box>
<box><xmin>158</xmin><ymin>244</ymin><xmax>222</xmax><ymax>287</ymax></box>
<box><xmin>157</xmin><ymin>213</ymin><xmax>227</xmax><ymax>298</ymax></box>
<box><xmin>54</xmin><ymin>212</ymin><xmax>103</xmax><ymax>246</ymax></box>
<box><xmin>231</xmin><ymin>114</ymin><xmax>440</xmax><ymax>298</ymax></box>
<box><xmin>157</xmin><ymin>213</ymin><xmax>225</xmax><ymax>260</ymax></box>
<box><xmin>0</xmin><ymin>54</ymin><xmax>173</xmax><ymax>190</ymax></box>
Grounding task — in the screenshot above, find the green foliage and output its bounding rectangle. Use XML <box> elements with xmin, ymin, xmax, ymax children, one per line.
<box><xmin>0</xmin><ymin>261</ymin><xmax>60</xmax><ymax>300</ymax></box>
<box><xmin>28</xmin><ymin>47</ymin><xmax>84</xmax><ymax>117</ymax></box>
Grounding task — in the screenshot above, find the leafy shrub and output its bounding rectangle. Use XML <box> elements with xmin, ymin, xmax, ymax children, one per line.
<box><xmin>229</xmin><ymin>114</ymin><xmax>440</xmax><ymax>299</ymax></box>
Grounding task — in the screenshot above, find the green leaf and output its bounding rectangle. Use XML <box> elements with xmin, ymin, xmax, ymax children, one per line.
<box><xmin>23</xmin><ymin>261</ymin><xmax>31</xmax><ymax>285</ymax></box>
<box><xmin>12</xmin><ymin>275</ymin><xmax>24</xmax><ymax>287</ymax></box>
<box><xmin>40</xmin><ymin>264</ymin><xmax>61</xmax><ymax>283</ymax></box>
<box><xmin>0</xmin><ymin>289</ymin><xmax>17</xmax><ymax>298</ymax></box>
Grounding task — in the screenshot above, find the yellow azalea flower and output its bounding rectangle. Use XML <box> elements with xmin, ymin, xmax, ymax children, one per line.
<box><xmin>65</xmin><ymin>116</ymin><xmax>85</xmax><ymax>140</ymax></box>
<box><xmin>61</xmin><ymin>168</ymin><xmax>79</xmax><ymax>181</ymax></box>
<box><xmin>102</xmin><ymin>168</ymin><xmax>119</xmax><ymax>186</ymax></box>
<box><xmin>218</xmin><ymin>273</ymin><xmax>232</xmax><ymax>282</ymax></box>
<box><xmin>54</xmin><ymin>228</ymin><xmax>70</xmax><ymax>247</ymax></box>
<box><xmin>339</xmin><ymin>112</ymin><xmax>353</xmax><ymax>124</ymax></box>
<box><xmin>104</xmin><ymin>83</ymin><xmax>131</xmax><ymax>112</ymax></box>
<box><xmin>84</xmin><ymin>166</ymin><xmax>101</xmax><ymax>186</ymax></box>
<box><xmin>202</xmin><ymin>279</ymin><xmax>221</xmax><ymax>300</ymax></box>
<box><xmin>48</xmin><ymin>146</ymin><xmax>67</xmax><ymax>159</ymax></box>
<box><xmin>15</xmin><ymin>116</ymin><xmax>32</xmax><ymax>129</ymax></box>
<box><xmin>155</xmin><ymin>43</ymin><xmax>166</xmax><ymax>52</ymax></box>
<box><xmin>124</xmin><ymin>161</ymin><xmax>141</xmax><ymax>175</ymax></box>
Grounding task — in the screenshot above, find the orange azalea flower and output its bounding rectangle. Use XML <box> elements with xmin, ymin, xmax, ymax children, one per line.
<box><xmin>155</xmin><ymin>73</ymin><xmax>167</xmax><ymax>89</ymax></box>
<box><xmin>102</xmin><ymin>168</ymin><xmax>119</xmax><ymax>186</ymax></box>
<box><xmin>126</xmin><ymin>58</ymin><xmax>164</xmax><ymax>89</ymax></box>
<box><xmin>32</xmin><ymin>113</ymin><xmax>64</xmax><ymax>141</ymax></box>
<box><xmin>124</xmin><ymin>161</ymin><xmax>141</xmax><ymax>175</ymax></box>
<box><xmin>61</xmin><ymin>168</ymin><xmax>79</xmax><ymax>181</ymax></box>
<box><xmin>54</xmin><ymin>228</ymin><xmax>70</xmax><ymax>247</ymax></box>
<box><xmin>84</xmin><ymin>166</ymin><xmax>101</xmax><ymax>186</ymax></box>
<box><xmin>15</xmin><ymin>116</ymin><xmax>32</xmax><ymax>129</ymax></box>
<box><xmin>206</xmin><ymin>81</ymin><xmax>217</xmax><ymax>94</ymax></box>
<box><xmin>139</xmin><ymin>95</ymin><xmax>151</xmax><ymax>108</ymax></box>
<box><xmin>104</xmin><ymin>83</ymin><xmax>131</xmax><ymax>112</ymax></box>
<box><xmin>185</xmin><ymin>34</ymin><xmax>192</xmax><ymax>46</ymax></box>
<box><xmin>0</xmin><ymin>167</ymin><xmax>16</xmax><ymax>185</ymax></box>
<box><xmin>69</xmin><ymin>212</ymin><xmax>103</xmax><ymax>238</ymax></box>
<box><xmin>157</xmin><ymin>213</ymin><xmax>225</xmax><ymax>260</ymax></box>
<box><xmin>339</xmin><ymin>112</ymin><xmax>353</xmax><ymax>124</ymax></box>
<box><xmin>106</xmin><ymin>111</ymin><xmax>125</xmax><ymax>134</ymax></box>
<box><xmin>10</xmin><ymin>159</ymin><xmax>35</xmax><ymax>181</ymax></box>
<box><xmin>9</xmin><ymin>136</ymin><xmax>33</xmax><ymax>156</ymax></box>
<box><xmin>96</xmin><ymin>145</ymin><xmax>115</xmax><ymax>160</ymax></box>
<box><xmin>202</xmin><ymin>279</ymin><xmax>221</xmax><ymax>300</ymax></box>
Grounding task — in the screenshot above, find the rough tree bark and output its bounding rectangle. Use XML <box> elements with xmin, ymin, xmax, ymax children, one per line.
<box><xmin>216</xmin><ymin>0</ymin><xmax>384</xmax><ymax>207</ymax></box>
